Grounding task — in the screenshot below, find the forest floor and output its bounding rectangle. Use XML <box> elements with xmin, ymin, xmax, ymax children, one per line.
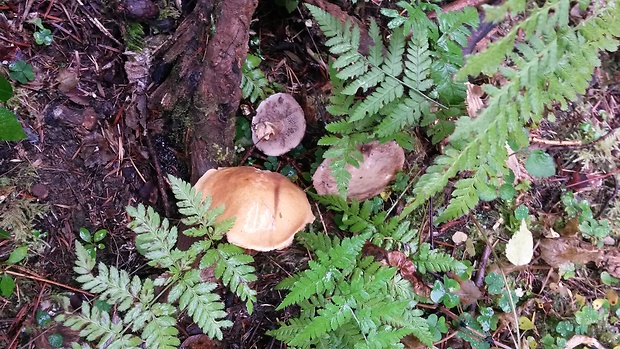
<box><xmin>1</xmin><ymin>0</ymin><xmax>619</xmax><ymax>349</ymax></box>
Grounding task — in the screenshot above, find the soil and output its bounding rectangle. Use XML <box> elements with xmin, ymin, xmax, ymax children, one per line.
<box><xmin>1</xmin><ymin>0</ymin><xmax>619</xmax><ymax>348</ymax></box>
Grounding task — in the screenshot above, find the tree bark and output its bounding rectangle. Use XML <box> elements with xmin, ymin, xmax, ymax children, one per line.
<box><xmin>149</xmin><ymin>0</ymin><xmax>259</xmax><ymax>184</ymax></box>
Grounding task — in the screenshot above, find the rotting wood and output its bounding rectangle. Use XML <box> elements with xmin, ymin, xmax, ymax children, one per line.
<box><xmin>149</xmin><ymin>0</ymin><xmax>259</xmax><ymax>184</ymax></box>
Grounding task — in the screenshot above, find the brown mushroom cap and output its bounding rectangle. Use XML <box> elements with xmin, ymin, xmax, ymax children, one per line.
<box><xmin>194</xmin><ymin>166</ymin><xmax>315</xmax><ymax>251</ymax></box>
<box><xmin>313</xmin><ymin>141</ymin><xmax>405</xmax><ymax>201</ymax></box>
<box><xmin>252</xmin><ymin>93</ymin><xmax>306</xmax><ymax>156</ymax></box>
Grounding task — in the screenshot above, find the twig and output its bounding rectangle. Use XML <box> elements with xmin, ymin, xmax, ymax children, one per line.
<box><xmin>565</xmin><ymin>169</ymin><xmax>620</xmax><ymax>189</ymax></box>
<box><xmin>474</xmin><ymin>244</ymin><xmax>492</xmax><ymax>287</ymax></box>
<box><xmin>594</xmin><ymin>174</ymin><xmax>618</xmax><ymax>219</ymax></box>
<box><xmin>542</xmin><ymin>127</ymin><xmax>619</xmax><ymax>150</ymax></box>
<box><xmin>472</xmin><ymin>217</ymin><xmax>521</xmax><ymax>349</ymax></box>
<box><xmin>4</xmin><ymin>268</ymin><xmax>93</xmax><ymax>296</ymax></box>
<box><xmin>145</xmin><ymin>132</ymin><xmax>172</xmax><ymax>217</ymax></box>
<box><xmin>75</xmin><ymin>0</ymin><xmax>122</xmax><ymax>46</ymax></box>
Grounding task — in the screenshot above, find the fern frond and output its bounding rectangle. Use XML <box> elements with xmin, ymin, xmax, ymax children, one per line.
<box><xmin>355</xmin><ymin>327</ymin><xmax>410</xmax><ymax>349</ymax></box>
<box><xmin>318</xmin><ymin>134</ymin><xmax>368</xmax><ymax>197</ymax></box>
<box><xmin>75</xmin><ymin>256</ymin><xmax>141</xmax><ymax>312</ymax></box>
<box><xmin>292</xmin><ymin>298</ymin><xmax>355</xmax><ymax>346</ymax></box>
<box><xmin>403</xmin><ymin>30</ymin><xmax>432</xmax><ymax>91</ymax></box>
<box><xmin>413</xmin><ymin>243</ymin><xmax>466</xmax><ymax>274</ymax></box>
<box><xmin>349</xmin><ymin>77</ymin><xmax>403</xmax><ymax>122</ymax></box>
<box><xmin>436</xmin><ymin>7</ymin><xmax>478</xmax><ymax>50</ymax></box>
<box><xmin>73</xmin><ymin>240</ymin><xmax>96</xmax><ymax>275</ymax></box>
<box><xmin>267</xmin><ymin>317</ymin><xmax>313</xmax><ymax>345</ymax></box>
<box><xmin>240</xmin><ymin>54</ymin><xmax>270</xmax><ymax>103</ymax></box>
<box><xmin>59</xmin><ymin>302</ymin><xmax>141</xmax><ymax>349</ymax></box>
<box><xmin>403</xmin><ymin>309</ymin><xmax>434</xmax><ymax>347</ymax></box>
<box><xmin>200</xmin><ymin>243</ymin><xmax>257</xmax><ymax>314</ymax></box>
<box><xmin>277</xmin><ymin>259</ymin><xmax>341</xmax><ymax>310</ymax></box>
<box><xmin>141</xmin><ymin>308</ymin><xmax>180</xmax><ymax>349</ymax></box>
<box><xmin>126</xmin><ymin>204</ymin><xmax>178</xmax><ymax>268</ymax></box>
<box><xmin>177</xmin><ymin>274</ymin><xmax>231</xmax><ymax>340</ymax></box>
<box><xmin>277</xmin><ymin>233</ymin><xmax>368</xmax><ymax>309</ymax></box>
<box><xmin>168</xmin><ymin>174</ymin><xmax>231</xmax><ymax>240</ymax></box>
<box><xmin>404</xmin><ymin>0</ymin><xmax>620</xmax><ymax>223</ymax></box>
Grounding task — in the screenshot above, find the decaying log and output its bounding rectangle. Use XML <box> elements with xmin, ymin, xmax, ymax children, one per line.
<box><xmin>149</xmin><ymin>0</ymin><xmax>259</xmax><ymax>184</ymax></box>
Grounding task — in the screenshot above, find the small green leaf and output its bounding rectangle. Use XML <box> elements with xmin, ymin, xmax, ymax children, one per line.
<box><xmin>430</xmin><ymin>280</ymin><xmax>446</xmax><ymax>303</ymax></box>
<box><xmin>244</xmin><ymin>54</ymin><xmax>261</xmax><ymax>70</ymax></box>
<box><xmin>484</xmin><ymin>272</ymin><xmax>504</xmax><ymax>294</ymax></box>
<box><xmin>0</xmin><ymin>75</ymin><xmax>12</xmax><ymax>101</ymax></box>
<box><xmin>34</xmin><ymin>29</ymin><xmax>53</xmax><ymax>46</ymax></box>
<box><xmin>0</xmin><ymin>274</ymin><xmax>15</xmax><ymax>297</ymax></box>
<box><xmin>601</xmin><ymin>271</ymin><xmax>619</xmax><ymax>285</ymax></box>
<box><xmin>85</xmin><ymin>245</ymin><xmax>96</xmax><ymax>259</ymax></box>
<box><xmin>93</xmin><ymin>299</ymin><xmax>112</xmax><ymax>312</ymax></box>
<box><xmin>525</xmin><ymin>150</ymin><xmax>555</xmax><ymax>178</ymax></box>
<box><xmin>0</xmin><ymin>229</ymin><xmax>10</xmax><ymax>239</ymax></box>
<box><xmin>93</xmin><ymin>229</ymin><xmax>107</xmax><ymax>242</ymax></box>
<box><xmin>47</xmin><ymin>333</ymin><xmax>63</xmax><ymax>348</ymax></box>
<box><xmin>7</xmin><ymin>246</ymin><xmax>28</xmax><ymax>264</ymax></box>
<box><xmin>79</xmin><ymin>228</ymin><xmax>92</xmax><ymax>243</ymax></box>
<box><xmin>36</xmin><ymin>310</ymin><xmax>52</xmax><ymax>326</ymax></box>
<box><xmin>499</xmin><ymin>183</ymin><xmax>516</xmax><ymax>201</ymax></box>
<box><xmin>0</xmin><ymin>107</ymin><xmax>26</xmax><ymax>141</ymax></box>
<box><xmin>9</xmin><ymin>60</ymin><xmax>35</xmax><ymax>84</ymax></box>
<box><xmin>574</xmin><ymin>305</ymin><xmax>599</xmax><ymax>326</ymax></box>
<box><xmin>514</xmin><ymin>205</ymin><xmax>529</xmax><ymax>220</ymax></box>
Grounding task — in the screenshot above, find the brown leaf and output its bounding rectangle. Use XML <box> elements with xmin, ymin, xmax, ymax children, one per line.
<box><xmin>454</xmin><ymin>279</ymin><xmax>482</xmax><ymax>306</ymax></box>
<box><xmin>56</xmin><ymin>68</ymin><xmax>79</xmax><ymax>93</ymax></box>
<box><xmin>563</xmin><ymin>335</ymin><xmax>607</xmax><ymax>349</ymax></box>
<box><xmin>539</xmin><ymin>238</ymin><xmax>600</xmax><ymax>267</ymax></box>
<box><xmin>386</xmin><ymin>251</ymin><xmax>431</xmax><ymax>298</ymax></box>
<box><xmin>600</xmin><ymin>248</ymin><xmax>620</xmax><ymax>278</ymax></box>
<box><xmin>465</xmin><ymin>82</ymin><xmax>484</xmax><ymax>117</ymax></box>
<box><xmin>362</xmin><ymin>243</ymin><xmax>431</xmax><ymax>298</ymax></box>
<box><xmin>180</xmin><ymin>334</ymin><xmax>223</xmax><ymax>349</ymax></box>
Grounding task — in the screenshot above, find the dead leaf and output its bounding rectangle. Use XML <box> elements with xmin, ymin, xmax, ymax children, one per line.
<box><xmin>505</xmin><ymin>144</ymin><xmax>532</xmax><ymax>183</ymax></box>
<box><xmin>454</xmin><ymin>278</ymin><xmax>482</xmax><ymax>306</ymax></box>
<box><xmin>465</xmin><ymin>82</ymin><xmax>484</xmax><ymax>117</ymax></box>
<box><xmin>180</xmin><ymin>334</ymin><xmax>223</xmax><ymax>349</ymax></box>
<box><xmin>56</xmin><ymin>68</ymin><xmax>79</xmax><ymax>93</ymax></box>
<box><xmin>563</xmin><ymin>335</ymin><xmax>607</xmax><ymax>349</ymax></box>
<box><xmin>600</xmin><ymin>248</ymin><xmax>620</xmax><ymax>278</ymax></box>
<box><xmin>539</xmin><ymin>238</ymin><xmax>600</xmax><ymax>267</ymax></box>
<box><xmin>452</xmin><ymin>231</ymin><xmax>468</xmax><ymax>245</ymax></box>
<box><xmin>363</xmin><ymin>244</ymin><xmax>432</xmax><ymax>298</ymax></box>
<box><xmin>387</xmin><ymin>250</ymin><xmax>431</xmax><ymax>298</ymax></box>
<box><xmin>505</xmin><ymin>220</ymin><xmax>534</xmax><ymax>266</ymax></box>
<box><xmin>605</xmin><ymin>289</ymin><xmax>618</xmax><ymax>306</ymax></box>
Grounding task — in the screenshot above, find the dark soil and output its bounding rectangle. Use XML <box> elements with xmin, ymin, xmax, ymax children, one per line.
<box><xmin>2</xmin><ymin>0</ymin><xmax>619</xmax><ymax>348</ymax></box>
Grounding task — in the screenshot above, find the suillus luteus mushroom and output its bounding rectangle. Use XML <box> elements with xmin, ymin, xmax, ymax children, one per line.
<box><xmin>194</xmin><ymin>166</ymin><xmax>315</xmax><ymax>251</ymax></box>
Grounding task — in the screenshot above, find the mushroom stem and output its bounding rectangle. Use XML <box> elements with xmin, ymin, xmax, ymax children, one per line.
<box><xmin>253</xmin><ymin>121</ymin><xmax>279</xmax><ymax>142</ymax></box>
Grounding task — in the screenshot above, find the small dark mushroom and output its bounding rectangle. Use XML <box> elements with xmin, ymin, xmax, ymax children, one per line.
<box><xmin>251</xmin><ymin>93</ymin><xmax>306</xmax><ymax>156</ymax></box>
<box><xmin>313</xmin><ymin>141</ymin><xmax>405</xmax><ymax>201</ymax></box>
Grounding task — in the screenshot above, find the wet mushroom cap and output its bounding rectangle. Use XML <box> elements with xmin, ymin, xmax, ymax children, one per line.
<box><xmin>313</xmin><ymin>141</ymin><xmax>405</xmax><ymax>201</ymax></box>
<box><xmin>194</xmin><ymin>166</ymin><xmax>315</xmax><ymax>251</ymax></box>
<box><xmin>251</xmin><ymin>93</ymin><xmax>306</xmax><ymax>156</ymax></box>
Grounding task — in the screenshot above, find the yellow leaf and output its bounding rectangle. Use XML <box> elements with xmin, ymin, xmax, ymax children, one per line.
<box><xmin>505</xmin><ymin>220</ymin><xmax>534</xmax><ymax>266</ymax></box>
<box><xmin>605</xmin><ymin>289</ymin><xmax>618</xmax><ymax>306</ymax></box>
<box><xmin>519</xmin><ymin>316</ymin><xmax>534</xmax><ymax>330</ymax></box>
<box><xmin>592</xmin><ymin>298</ymin><xmax>606</xmax><ymax>310</ymax></box>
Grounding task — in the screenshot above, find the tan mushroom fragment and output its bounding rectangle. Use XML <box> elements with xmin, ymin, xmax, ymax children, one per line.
<box><xmin>252</xmin><ymin>93</ymin><xmax>306</xmax><ymax>156</ymax></box>
<box><xmin>313</xmin><ymin>141</ymin><xmax>405</xmax><ymax>201</ymax></box>
<box><xmin>194</xmin><ymin>166</ymin><xmax>314</xmax><ymax>251</ymax></box>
